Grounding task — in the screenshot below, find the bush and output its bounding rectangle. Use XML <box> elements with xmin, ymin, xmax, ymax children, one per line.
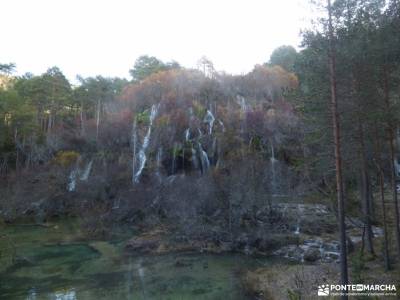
<box><xmin>53</xmin><ymin>150</ymin><xmax>80</xmax><ymax>167</ymax></box>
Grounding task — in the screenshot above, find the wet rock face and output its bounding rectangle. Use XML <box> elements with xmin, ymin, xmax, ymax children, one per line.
<box><xmin>272</xmin><ymin>203</ymin><xmax>337</xmax><ymax>236</ymax></box>
<box><xmin>270</xmin><ymin>202</ymin><xmax>385</xmax><ymax>263</ymax></box>
<box><xmin>273</xmin><ymin>239</ymin><xmax>340</xmax><ymax>263</ymax></box>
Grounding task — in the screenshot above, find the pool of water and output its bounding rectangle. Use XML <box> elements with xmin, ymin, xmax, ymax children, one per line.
<box><xmin>0</xmin><ymin>220</ymin><xmax>279</xmax><ymax>300</ymax></box>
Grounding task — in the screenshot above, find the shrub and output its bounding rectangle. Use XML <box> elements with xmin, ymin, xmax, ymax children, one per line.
<box><xmin>53</xmin><ymin>150</ymin><xmax>79</xmax><ymax>167</ymax></box>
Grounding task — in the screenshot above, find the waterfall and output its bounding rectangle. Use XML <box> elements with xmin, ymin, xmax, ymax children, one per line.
<box><xmin>198</xmin><ymin>143</ymin><xmax>210</xmax><ymax>173</ymax></box>
<box><xmin>394</xmin><ymin>158</ymin><xmax>400</xmax><ymax>177</ymax></box>
<box><xmin>67</xmin><ymin>169</ymin><xmax>78</xmax><ymax>192</ymax></box>
<box><xmin>133</xmin><ymin>104</ymin><xmax>159</xmax><ymax>183</ymax></box>
<box><xmin>53</xmin><ymin>289</ymin><xmax>76</xmax><ymax>300</ymax></box>
<box><xmin>184</xmin><ymin>128</ymin><xmax>190</xmax><ymax>141</ymax></box>
<box><xmin>191</xmin><ymin>147</ymin><xmax>199</xmax><ymax>170</ymax></box>
<box><xmin>294</xmin><ymin>224</ymin><xmax>300</xmax><ymax>235</ymax></box>
<box><xmin>294</xmin><ymin>205</ymin><xmax>304</xmax><ymax>235</ymax></box>
<box><xmin>80</xmin><ymin>160</ymin><xmax>93</xmax><ymax>181</ymax></box>
<box><xmin>203</xmin><ymin>110</ymin><xmax>215</xmax><ymax>135</ymax></box>
<box><xmin>218</xmin><ymin>119</ymin><xmax>226</xmax><ymax>132</ymax></box>
<box><xmin>237</xmin><ymin>95</ymin><xmax>248</xmax><ymax>113</ymax></box>
<box><xmin>131</xmin><ymin>118</ymin><xmax>137</xmax><ymax>184</ymax></box>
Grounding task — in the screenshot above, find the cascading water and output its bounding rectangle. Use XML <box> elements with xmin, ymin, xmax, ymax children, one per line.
<box><xmin>218</xmin><ymin>119</ymin><xmax>226</xmax><ymax>132</ymax></box>
<box><xmin>80</xmin><ymin>160</ymin><xmax>93</xmax><ymax>181</ymax></box>
<box><xmin>184</xmin><ymin>128</ymin><xmax>190</xmax><ymax>141</ymax></box>
<box><xmin>197</xmin><ymin>128</ymin><xmax>203</xmax><ymax>138</ymax></box>
<box><xmin>198</xmin><ymin>143</ymin><xmax>210</xmax><ymax>173</ymax></box>
<box><xmin>237</xmin><ymin>95</ymin><xmax>248</xmax><ymax>113</ymax></box>
<box><xmin>191</xmin><ymin>147</ymin><xmax>199</xmax><ymax>170</ymax></box>
<box><xmin>67</xmin><ymin>169</ymin><xmax>78</xmax><ymax>192</ymax></box>
<box><xmin>203</xmin><ymin>110</ymin><xmax>215</xmax><ymax>135</ymax></box>
<box><xmin>133</xmin><ymin>104</ymin><xmax>159</xmax><ymax>183</ymax></box>
<box><xmin>131</xmin><ymin>118</ymin><xmax>137</xmax><ymax>184</ymax></box>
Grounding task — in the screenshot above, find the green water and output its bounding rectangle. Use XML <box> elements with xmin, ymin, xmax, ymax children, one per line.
<box><xmin>0</xmin><ymin>220</ymin><xmax>276</xmax><ymax>300</ymax></box>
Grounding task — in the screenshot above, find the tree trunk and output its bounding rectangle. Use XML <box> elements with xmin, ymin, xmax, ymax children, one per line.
<box><xmin>383</xmin><ymin>66</ymin><xmax>400</xmax><ymax>257</ymax></box>
<box><xmin>327</xmin><ymin>0</ymin><xmax>348</xmax><ymax>294</ymax></box>
<box><xmin>378</xmin><ymin>164</ymin><xmax>391</xmax><ymax>270</ymax></box>
<box><xmin>358</xmin><ymin>121</ymin><xmax>374</xmax><ymax>255</ymax></box>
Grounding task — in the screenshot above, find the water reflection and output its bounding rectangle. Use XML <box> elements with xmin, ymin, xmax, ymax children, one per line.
<box><xmin>0</xmin><ymin>221</ymin><xmax>278</xmax><ymax>300</ymax></box>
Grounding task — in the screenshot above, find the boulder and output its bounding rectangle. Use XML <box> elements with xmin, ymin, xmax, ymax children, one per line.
<box><xmin>303</xmin><ymin>248</ymin><xmax>321</xmax><ymax>262</ymax></box>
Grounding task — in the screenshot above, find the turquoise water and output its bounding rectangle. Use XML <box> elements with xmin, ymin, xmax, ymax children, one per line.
<box><xmin>0</xmin><ymin>220</ymin><xmax>275</xmax><ymax>299</ymax></box>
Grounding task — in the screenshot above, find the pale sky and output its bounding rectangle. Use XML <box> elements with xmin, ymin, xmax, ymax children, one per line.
<box><xmin>1</xmin><ymin>0</ymin><xmax>314</xmax><ymax>81</ymax></box>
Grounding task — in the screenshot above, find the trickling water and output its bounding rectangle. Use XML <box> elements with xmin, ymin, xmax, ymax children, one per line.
<box><xmin>80</xmin><ymin>160</ymin><xmax>93</xmax><ymax>181</ymax></box>
<box><xmin>191</xmin><ymin>147</ymin><xmax>199</xmax><ymax>170</ymax></box>
<box><xmin>294</xmin><ymin>205</ymin><xmax>304</xmax><ymax>235</ymax></box>
<box><xmin>218</xmin><ymin>120</ymin><xmax>226</xmax><ymax>132</ymax></box>
<box><xmin>67</xmin><ymin>169</ymin><xmax>78</xmax><ymax>192</ymax></box>
<box><xmin>184</xmin><ymin>128</ymin><xmax>190</xmax><ymax>141</ymax></box>
<box><xmin>294</xmin><ymin>224</ymin><xmax>300</xmax><ymax>235</ymax></box>
<box><xmin>197</xmin><ymin>128</ymin><xmax>203</xmax><ymax>138</ymax></box>
<box><xmin>131</xmin><ymin>118</ymin><xmax>137</xmax><ymax>184</ymax></box>
<box><xmin>204</xmin><ymin>110</ymin><xmax>215</xmax><ymax>135</ymax></box>
<box><xmin>237</xmin><ymin>96</ymin><xmax>248</xmax><ymax>113</ymax></box>
<box><xmin>133</xmin><ymin>104</ymin><xmax>159</xmax><ymax>183</ymax></box>
<box><xmin>198</xmin><ymin>143</ymin><xmax>210</xmax><ymax>173</ymax></box>
<box><xmin>54</xmin><ymin>289</ymin><xmax>77</xmax><ymax>300</ymax></box>
<box><xmin>188</xmin><ymin>107</ymin><xmax>194</xmax><ymax>120</ymax></box>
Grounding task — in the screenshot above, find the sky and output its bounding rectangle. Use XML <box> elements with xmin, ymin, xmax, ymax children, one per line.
<box><xmin>1</xmin><ymin>0</ymin><xmax>316</xmax><ymax>82</ymax></box>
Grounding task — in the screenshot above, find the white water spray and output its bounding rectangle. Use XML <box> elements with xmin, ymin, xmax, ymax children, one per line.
<box><xmin>203</xmin><ymin>110</ymin><xmax>215</xmax><ymax>135</ymax></box>
<box><xmin>80</xmin><ymin>160</ymin><xmax>93</xmax><ymax>181</ymax></box>
<box><xmin>133</xmin><ymin>104</ymin><xmax>159</xmax><ymax>183</ymax></box>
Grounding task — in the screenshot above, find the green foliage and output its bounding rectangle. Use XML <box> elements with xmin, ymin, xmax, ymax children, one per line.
<box><xmin>269</xmin><ymin>45</ymin><xmax>298</xmax><ymax>72</ymax></box>
<box><xmin>287</xmin><ymin>289</ymin><xmax>301</xmax><ymax>300</ymax></box>
<box><xmin>0</xmin><ymin>63</ymin><xmax>16</xmax><ymax>74</ymax></box>
<box><xmin>192</xmin><ymin>101</ymin><xmax>205</xmax><ymax>119</ymax></box>
<box><xmin>53</xmin><ymin>151</ymin><xmax>80</xmax><ymax>167</ymax></box>
<box><xmin>351</xmin><ymin>252</ymin><xmax>365</xmax><ymax>284</ymax></box>
<box><xmin>136</xmin><ymin>109</ymin><xmax>151</xmax><ymax>125</ymax></box>
<box><xmin>129</xmin><ymin>55</ymin><xmax>180</xmax><ymax>82</ymax></box>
